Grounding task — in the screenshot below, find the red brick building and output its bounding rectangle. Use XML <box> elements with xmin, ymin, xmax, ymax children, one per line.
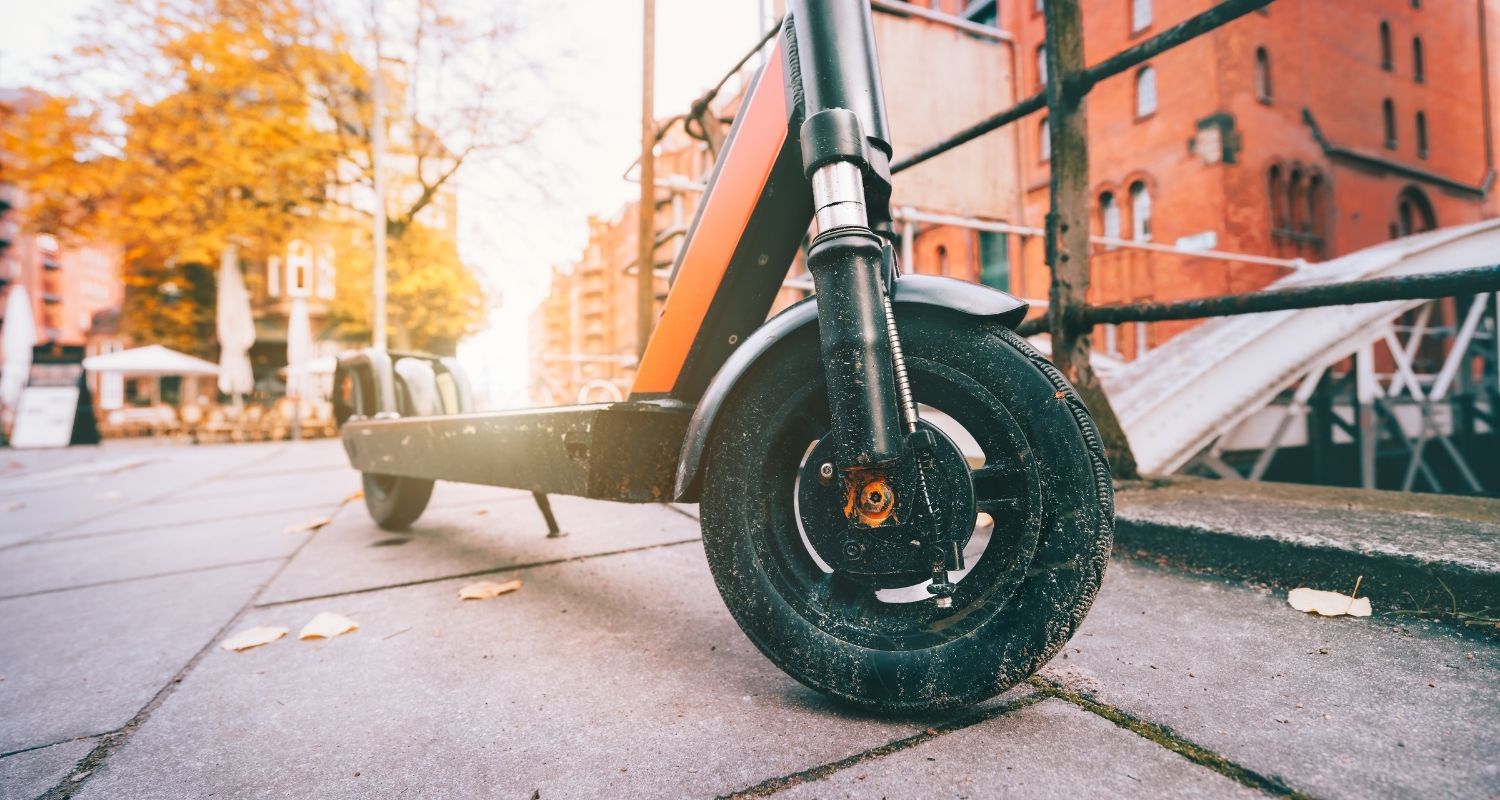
<box><xmin>904</xmin><ymin>0</ymin><xmax>1498</xmax><ymax>357</ymax></box>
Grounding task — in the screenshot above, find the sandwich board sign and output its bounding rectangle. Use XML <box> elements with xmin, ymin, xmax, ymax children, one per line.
<box><xmin>9</xmin><ymin>385</ymin><xmax>80</xmax><ymax>448</ymax></box>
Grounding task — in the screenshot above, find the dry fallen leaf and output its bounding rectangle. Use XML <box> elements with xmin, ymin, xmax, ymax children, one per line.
<box><xmin>221</xmin><ymin>625</ymin><xmax>289</xmax><ymax>652</ymax></box>
<box><xmin>299</xmin><ymin>612</ymin><xmax>359</xmax><ymax>640</ymax></box>
<box><xmin>1288</xmin><ymin>588</ymin><xmax>1372</xmax><ymax>618</ymax></box>
<box><xmin>284</xmin><ymin>516</ymin><xmax>332</xmax><ymax>534</ymax></box>
<box><xmin>458</xmin><ymin>579</ymin><xmax>523</xmax><ymax>601</ymax></box>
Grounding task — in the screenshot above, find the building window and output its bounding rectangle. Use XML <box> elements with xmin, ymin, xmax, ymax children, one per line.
<box><xmin>964</xmin><ymin>0</ymin><xmax>998</xmax><ymax>26</ymax></box>
<box><xmin>1415</xmin><ymin>111</ymin><xmax>1428</xmax><ymax>159</ymax></box>
<box><xmin>936</xmin><ymin>245</ymin><xmax>949</xmax><ymax>276</ymax></box>
<box><xmin>1131</xmin><ymin>0</ymin><xmax>1152</xmax><ymax>33</ymax></box>
<box><xmin>1036</xmin><ymin>45</ymin><xmax>1048</xmax><ymax>89</ymax></box>
<box><xmin>1039</xmin><ymin>117</ymin><xmax>1051</xmax><ymax>162</ymax></box>
<box><xmin>1254</xmin><ymin>47</ymin><xmax>1272</xmax><ymax>102</ymax></box>
<box><xmin>1135</xmin><ymin>66</ymin><xmax>1158</xmax><ymax>118</ymax></box>
<box><xmin>316</xmin><ymin>243</ymin><xmax>336</xmax><ymax>299</ymax></box>
<box><xmin>1382</xmin><ymin>99</ymin><xmax>1397</xmax><ymax>149</ymax></box>
<box><xmin>1268</xmin><ymin>166</ymin><xmax>1287</xmax><ymax>231</ymax></box>
<box><xmin>1099</xmin><ymin>191</ymin><xmax>1121</xmax><ymax>243</ymax></box>
<box><xmin>286</xmin><ymin>241</ymin><xmax>312</xmax><ymax>297</ymax></box>
<box><xmin>1288</xmin><ymin>168</ymin><xmax>1305</xmax><ymax>233</ymax></box>
<box><xmin>1411</xmin><ymin>0</ymin><xmax>1421</xmax><ymax>8</ymax></box>
<box><xmin>1307</xmin><ymin>173</ymin><xmax>1326</xmax><ymax>249</ymax></box>
<box><xmin>1129</xmin><ymin>181</ymin><xmax>1151</xmax><ymax>241</ymax></box>
<box><xmin>1396</xmin><ymin>187</ymin><xmax>1436</xmax><ymax>236</ymax></box>
<box><xmin>978</xmin><ymin>231</ymin><xmax>1010</xmax><ymax>289</ymax></box>
<box><xmin>1379</xmin><ymin>22</ymin><xmax>1393</xmax><ymax>71</ymax></box>
<box><xmin>1412</xmin><ymin>37</ymin><xmax>1425</xmax><ymax>83</ymax></box>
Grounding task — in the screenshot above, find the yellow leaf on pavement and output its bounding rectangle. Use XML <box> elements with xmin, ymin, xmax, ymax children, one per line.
<box><xmin>458</xmin><ymin>579</ymin><xmax>523</xmax><ymax>601</ymax></box>
<box><xmin>1288</xmin><ymin>588</ymin><xmax>1372</xmax><ymax>618</ymax></box>
<box><xmin>221</xmin><ymin>625</ymin><xmax>288</xmax><ymax>652</ymax></box>
<box><xmin>283</xmin><ymin>516</ymin><xmax>332</xmax><ymax>534</ymax></box>
<box><xmin>299</xmin><ymin>612</ymin><xmax>359</xmax><ymax>640</ymax></box>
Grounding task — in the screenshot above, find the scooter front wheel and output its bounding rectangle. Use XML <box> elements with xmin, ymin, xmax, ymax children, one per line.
<box><xmin>700</xmin><ymin>308</ymin><xmax>1113</xmax><ymax>712</ymax></box>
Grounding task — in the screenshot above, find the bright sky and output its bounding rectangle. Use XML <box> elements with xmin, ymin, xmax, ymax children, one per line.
<box><xmin>0</xmin><ymin>0</ymin><xmax>769</xmax><ymax>408</ymax></box>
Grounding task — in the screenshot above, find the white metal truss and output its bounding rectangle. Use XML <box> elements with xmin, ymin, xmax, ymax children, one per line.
<box><xmin>1106</xmin><ymin>218</ymin><xmax>1500</xmax><ymax>490</ymax></box>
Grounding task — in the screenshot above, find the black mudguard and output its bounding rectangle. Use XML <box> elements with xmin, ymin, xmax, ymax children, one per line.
<box><xmin>673</xmin><ymin>274</ymin><xmax>1029</xmax><ymax>501</ymax></box>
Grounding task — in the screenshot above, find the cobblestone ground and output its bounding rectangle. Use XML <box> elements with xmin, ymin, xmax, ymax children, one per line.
<box><xmin>1</xmin><ymin>440</ymin><xmax>1495</xmax><ymax>799</ymax></box>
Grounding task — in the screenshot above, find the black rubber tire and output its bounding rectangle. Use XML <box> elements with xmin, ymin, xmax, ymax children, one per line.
<box><xmin>361</xmin><ymin>376</ymin><xmax>436</xmax><ymax>531</ymax></box>
<box><xmin>700</xmin><ymin>308</ymin><xmax>1114</xmax><ymax>712</ymax></box>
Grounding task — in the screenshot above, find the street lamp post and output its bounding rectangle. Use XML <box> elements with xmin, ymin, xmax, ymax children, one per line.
<box><xmin>636</xmin><ymin>0</ymin><xmax>656</xmax><ymax>357</ymax></box>
<box><xmin>372</xmin><ymin>11</ymin><xmax>389</xmax><ymax>352</ymax></box>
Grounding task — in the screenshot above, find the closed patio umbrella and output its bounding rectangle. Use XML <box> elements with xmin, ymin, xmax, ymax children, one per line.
<box><xmin>216</xmin><ymin>245</ymin><xmax>256</xmax><ymax>400</ymax></box>
<box><xmin>285</xmin><ymin>295</ymin><xmax>312</xmax><ymax>439</ymax></box>
<box><xmin>1</xmin><ymin>285</ymin><xmax>38</xmax><ymax>410</ymax></box>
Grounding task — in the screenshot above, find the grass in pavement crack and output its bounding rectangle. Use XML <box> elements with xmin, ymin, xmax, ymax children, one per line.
<box><xmin>1027</xmin><ymin>677</ymin><xmax>1315</xmax><ymax>800</ymax></box>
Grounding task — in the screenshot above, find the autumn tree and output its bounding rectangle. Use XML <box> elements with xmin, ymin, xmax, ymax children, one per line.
<box><xmin>3</xmin><ymin>0</ymin><xmax>539</xmax><ymax>354</ymax></box>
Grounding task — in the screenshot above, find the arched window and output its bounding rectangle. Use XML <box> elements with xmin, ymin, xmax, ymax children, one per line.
<box><xmin>1415</xmin><ymin>111</ymin><xmax>1428</xmax><ymax>159</ymax></box>
<box><xmin>1254</xmin><ymin>47</ymin><xmax>1272</xmax><ymax>102</ymax></box>
<box><xmin>1288</xmin><ymin>168</ymin><xmax>1306</xmax><ymax>233</ymax></box>
<box><xmin>1132</xmin><ymin>0</ymin><xmax>1152</xmax><ymax>33</ymax></box>
<box><xmin>1099</xmin><ymin>191</ymin><xmax>1121</xmax><ymax>243</ymax></box>
<box><xmin>1379</xmin><ymin>22</ymin><xmax>1393</xmax><ymax>71</ymax></box>
<box><xmin>936</xmin><ymin>245</ymin><xmax>950</xmax><ymax>276</ymax></box>
<box><xmin>1036</xmin><ymin>45</ymin><xmax>1048</xmax><ymax>89</ymax></box>
<box><xmin>1039</xmin><ymin>117</ymin><xmax>1051</xmax><ymax>162</ymax></box>
<box><xmin>1268</xmin><ymin>165</ymin><xmax>1288</xmax><ymax>231</ymax></box>
<box><xmin>1396</xmin><ymin>187</ymin><xmax>1436</xmax><ymax>236</ymax></box>
<box><xmin>1382</xmin><ymin>99</ymin><xmax>1397</xmax><ymax>148</ymax></box>
<box><xmin>1129</xmin><ymin>181</ymin><xmax>1151</xmax><ymax>241</ymax></box>
<box><xmin>1307</xmin><ymin>174</ymin><xmax>1326</xmax><ymax>247</ymax></box>
<box><xmin>1412</xmin><ymin>37</ymin><xmax>1425</xmax><ymax>83</ymax></box>
<box><xmin>1135</xmin><ymin>66</ymin><xmax>1157</xmax><ymax>118</ymax></box>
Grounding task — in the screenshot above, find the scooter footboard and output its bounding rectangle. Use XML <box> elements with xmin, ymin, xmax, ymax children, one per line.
<box><xmin>340</xmin><ymin>400</ymin><xmax>692</xmax><ymax>503</ymax></box>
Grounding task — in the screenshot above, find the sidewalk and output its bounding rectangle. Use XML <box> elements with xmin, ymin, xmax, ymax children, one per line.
<box><xmin>0</xmin><ymin>440</ymin><xmax>1495</xmax><ymax>799</ymax></box>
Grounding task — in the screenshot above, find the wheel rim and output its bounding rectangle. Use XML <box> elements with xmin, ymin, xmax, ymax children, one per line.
<box><xmin>751</xmin><ymin>354</ymin><xmax>1044</xmax><ymax>651</ymax></box>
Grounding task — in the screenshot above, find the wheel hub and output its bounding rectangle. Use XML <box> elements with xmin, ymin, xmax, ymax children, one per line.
<box><xmin>797</xmin><ymin>421</ymin><xmax>976</xmax><ymax>588</ymax></box>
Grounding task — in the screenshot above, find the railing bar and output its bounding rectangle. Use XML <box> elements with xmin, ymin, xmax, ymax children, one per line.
<box><xmin>1083</xmin><ymin>265</ymin><xmax>1500</xmax><ymax>325</ymax></box>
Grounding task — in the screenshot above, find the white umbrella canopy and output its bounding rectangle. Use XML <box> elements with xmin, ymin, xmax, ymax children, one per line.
<box><xmin>215</xmin><ymin>246</ymin><xmax>256</xmax><ymax>397</ymax></box>
<box><xmin>1</xmin><ymin>286</ymin><xmax>38</xmax><ymax>408</ymax></box>
<box><xmin>285</xmin><ymin>296</ymin><xmax>313</xmax><ymax>399</ymax></box>
<box><xmin>82</xmin><ymin>344</ymin><xmax>220</xmax><ymax>376</ymax></box>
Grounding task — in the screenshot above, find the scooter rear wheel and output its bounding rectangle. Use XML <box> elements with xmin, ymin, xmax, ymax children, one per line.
<box><xmin>700</xmin><ymin>308</ymin><xmax>1113</xmax><ymax>712</ymax></box>
<box><xmin>361</xmin><ymin>375</ymin><xmax>436</xmax><ymax>531</ymax></box>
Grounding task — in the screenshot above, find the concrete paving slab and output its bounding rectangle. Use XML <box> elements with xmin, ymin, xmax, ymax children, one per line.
<box><xmin>0</xmin><ymin>561</ymin><xmax>279</xmax><ymax>753</ymax></box>
<box><xmin>771</xmin><ymin>698</ymin><xmax>1261</xmax><ymax>800</ymax></box>
<box><xmin>0</xmin><ymin>515</ymin><xmax>308</xmax><ymax>599</ymax></box>
<box><xmin>258</xmin><ymin>494</ymin><xmax>701</xmax><ymax>605</ymax></box>
<box><xmin>0</xmin><ymin>444</ymin><xmax>301</xmax><ymax>546</ymax></box>
<box><xmin>53</xmin><ymin>488</ymin><xmax>353</xmax><ymax>540</ymax></box>
<box><xmin>0</xmin><ymin>737</ymin><xmax>96</xmax><ymax>800</ymax></box>
<box><xmin>1041</xmin><ymin>558</ymin><xmax>1500</xmax><ymax>800</ymax></box>
<box><xmin>189</xmin><ymin>469</ymin><xmax>363</xmax><ymax>502</ymax></box>
<box><xmin>75</xmin><ymin>546</ymin><xmax>993</xmax><ymax>800</ymax></box>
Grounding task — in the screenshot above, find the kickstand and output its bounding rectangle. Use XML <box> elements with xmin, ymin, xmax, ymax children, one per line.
<box><xmin>533</xmin><ymin>491</ymin><xmax>565</xmax><ymax>538</ymax></box>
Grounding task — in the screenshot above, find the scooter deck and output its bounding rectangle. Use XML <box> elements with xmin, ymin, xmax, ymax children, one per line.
<box><xmin>341</xmin><ymin>400</ymin><xmax>692</xmax><ymax>503</ymax></box>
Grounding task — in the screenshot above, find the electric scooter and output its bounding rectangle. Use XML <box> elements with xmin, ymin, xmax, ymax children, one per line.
<box><xmin>334</xmin><ymin>0</ymin><xmax>1114</xmax><ymax>712</ymax></box>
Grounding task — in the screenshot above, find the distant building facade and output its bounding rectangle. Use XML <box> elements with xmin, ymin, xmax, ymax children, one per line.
<box><xmin>910</xmin><ymin>0</ymin><xmax>1499</xmax><ymax>358</ymax></box>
